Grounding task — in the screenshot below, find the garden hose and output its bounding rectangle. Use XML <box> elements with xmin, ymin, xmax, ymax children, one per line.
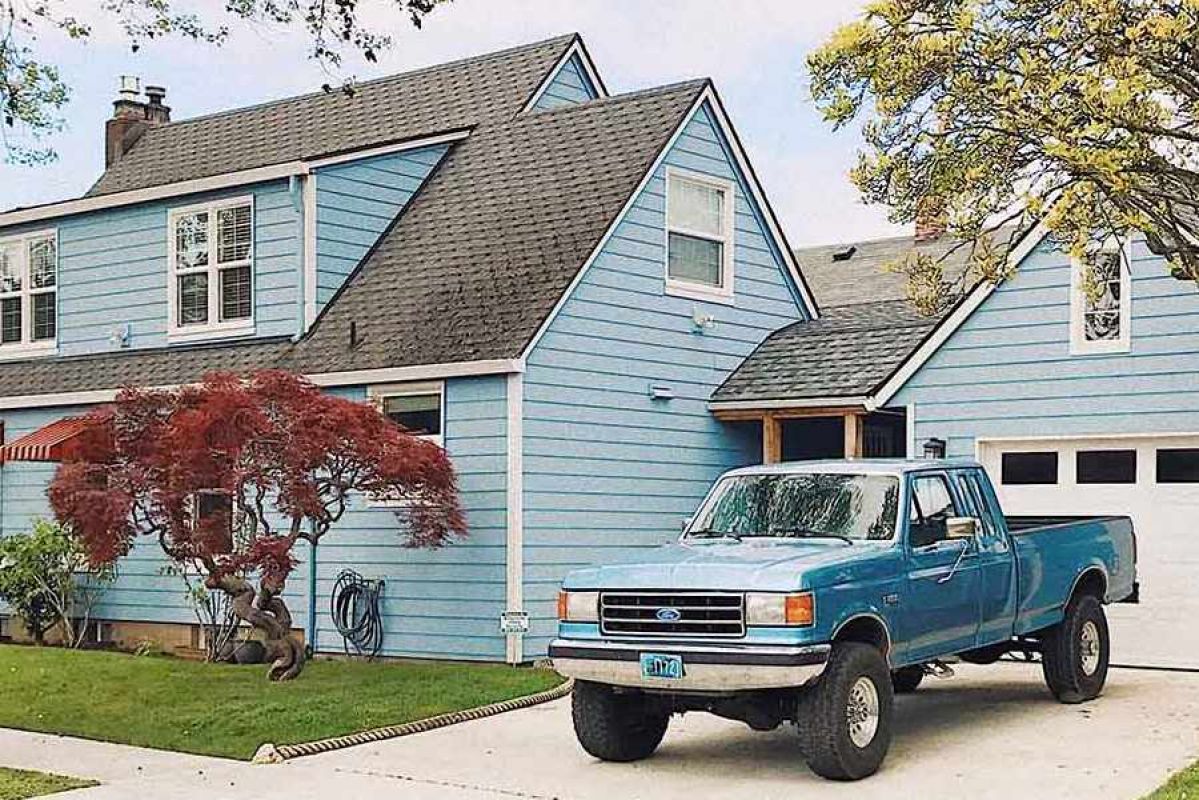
<box><xmin>330</xmin><ymin>569</ymin><xmax>385</xmax><ymax>659</ymax></box>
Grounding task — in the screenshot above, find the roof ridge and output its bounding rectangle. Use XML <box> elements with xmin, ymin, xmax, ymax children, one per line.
<box><xmin>143</xmin><ymin>34</ymin><xmax>579</xmax><ymax>132</ymax></box>
<box><xmin>526</xmin><ymin>77</ymin><xmax>710</xmax><ymax>115</ymax></box>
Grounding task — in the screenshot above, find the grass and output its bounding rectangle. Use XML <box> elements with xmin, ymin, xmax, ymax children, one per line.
<box><xmin>0</xmin><ymin>644</ymin><xmax>562</xmax><ymax>761</ymax></box>
<box><xmin>0</xmin><ymin>767</ymin><xmax>96</xmax><ymax>800</ymax></box>
<box><xmin>1145</xmin><ymin>762</ymin><xmax>1199</xmax><ymax>800</ymax></box>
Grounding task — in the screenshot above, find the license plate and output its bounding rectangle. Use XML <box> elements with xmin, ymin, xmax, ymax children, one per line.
<box><xmin>640</xmin><ymin>653</ymin><xmax>684</xmax><ymax>680</ymax></box>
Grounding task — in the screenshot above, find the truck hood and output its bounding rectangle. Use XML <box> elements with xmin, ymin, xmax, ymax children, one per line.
<box><xmin>562</xmin><ymin>538</ymin><xmax>892</xmax><ymax>593</ymax></box>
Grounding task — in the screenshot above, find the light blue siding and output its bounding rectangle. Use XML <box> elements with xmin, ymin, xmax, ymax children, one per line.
<box><xmin>520</xmin><ymin>101</ymin><xmax>806</xmax><ymax>656</ymax></box>
<box><xmin>313</xmin><ymin>145</ymin><xmax>449</xmax><ymax>312</ymax></box>
<box><xmin>311</xmin><ymin>376</ymin><xmax>509</xmax><ymax>660</ymax></box>
<box><xmin>531</xmin><ymin>53</ymin><xmax>598</xmax><ymax>111</ymax></box>
<box><xmin>0</xmin><ymin>181</ymin><xmax>301</xmax><ymax>358</ymax></box>
<box><xmin>893</xmin><ymin>238</ymin><xmax>1199</xmax><ymax>455</ymax></box>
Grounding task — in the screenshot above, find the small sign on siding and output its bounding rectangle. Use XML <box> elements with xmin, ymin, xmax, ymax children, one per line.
<box><xmin>500</xmin><ymin>610</ymin><xmax>530</xmax><ymax>634</ymax></box>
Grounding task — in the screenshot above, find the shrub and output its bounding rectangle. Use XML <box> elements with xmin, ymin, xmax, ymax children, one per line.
<box><xmin>0</xmin><ymin>519</ymin><xmax>114</xmax><ymax>647</ymax></box>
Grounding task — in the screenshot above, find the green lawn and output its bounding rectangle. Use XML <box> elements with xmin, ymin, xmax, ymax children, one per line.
<box><xmin>0</xmin><ymin>767</ymin><xmax>95</xmax><ymax>800</ymax></box>
<box><xmin>1145</xmin><ymin>762</ymin><xmax>1199</xmax><ymax>800</ymax></box>
<box><xmin>0</xmin><ymin>644</ymin><xmax>562</xmax><ymax>760</ymax></box>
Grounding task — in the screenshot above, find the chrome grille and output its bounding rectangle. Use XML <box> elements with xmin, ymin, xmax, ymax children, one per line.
<box><xmin>600</xmin><ymin>591</ymin><xmax>745</xmax><ymax>638</ymax></box>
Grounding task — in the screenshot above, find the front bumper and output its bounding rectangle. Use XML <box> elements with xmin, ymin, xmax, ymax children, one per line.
<box><xmin>549</xmin><ymin>638</ymin><xmax>831</xmax><ymax>692</ymax></box>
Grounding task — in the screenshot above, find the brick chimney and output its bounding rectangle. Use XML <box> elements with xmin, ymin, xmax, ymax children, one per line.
<box><xmin>914</xmin><ymin>195</ymin><xmax>948</xmax><ymax>243</ymax></box>
<box><xmin>105</xmin><ymin>76</ymin><xmax>170</xmax><ymax>168</ymax></box>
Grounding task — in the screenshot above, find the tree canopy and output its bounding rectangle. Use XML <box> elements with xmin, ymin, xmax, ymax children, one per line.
<box><xmin>1</xmin><ymin>0</ymin><xmax>445</xmax><ymax>164</ymax></box>
<box><xmin>49</xmin><ymin>370</ymin><xmax>466</xmax><ymax>679</ymax></box>
<box><xmin>809</xmin><ymin>0</ymin><xmax>1199</xmax><ymax>314</ymax></box>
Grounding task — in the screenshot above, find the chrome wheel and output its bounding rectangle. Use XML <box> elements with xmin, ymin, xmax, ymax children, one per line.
<box><xmin>1080</xmin><ymin>620</ymin><xmax>1101</xmax><ymax>676</ymax></box>
<box><xmin>846</xmin><ymin>676</ymin><xmax>880</xmax><ymax>748</ymax></box>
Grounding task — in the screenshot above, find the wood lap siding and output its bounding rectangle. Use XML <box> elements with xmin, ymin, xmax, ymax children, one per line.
<box><xmin>893</xmin><ymin>239</ymin><xmax>1199</xmax><ymax>456</ymax></box>
<box><xmin>313</xmin><ymin>145</ymin><xmax>450</xmax><ymax>313</ymax></box>
<box><xmin>519</xmin><ymin>102</ymin><xmax>807</xmax><ymax>657</ymax></box>
<box><xmin>311</xmin><ymin>378</ymin><xmax>509</xmax><ymax>660</ymax></box>
<box><xmin>531</xmin><ymin>54</ymin><xmax>599</xmax><ymax>111</ymax></box>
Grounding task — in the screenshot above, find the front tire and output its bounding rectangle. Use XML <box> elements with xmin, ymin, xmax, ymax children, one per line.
<box><xmin>1041</xmin><ymin>593</ymin><xmax>1109</xmax><ymax>703</ymax></box>
<box><xmin>571</xmin><ymin>681</ymin><xmax>669</xmax><ymax>762</ymax></box>
<box><xmin>798</xmin><ymin>642</ymin><xmax>894</xmax><ymax>781</ymax></box>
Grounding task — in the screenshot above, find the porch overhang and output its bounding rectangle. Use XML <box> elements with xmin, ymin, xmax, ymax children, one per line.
<box><xmin>708</xmin><ymin>399</ymin><xmax>872</xmax><ymax>464</ymax></box>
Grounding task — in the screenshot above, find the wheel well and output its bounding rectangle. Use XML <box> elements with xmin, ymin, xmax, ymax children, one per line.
<box><xmin>1072</xmin><ymin>569</ymin><xmax>1107</xmax><ymax>602</ymax></box>
<box><xmin>833</xmin><ymin>615</ymin><xmax>891</xmax><ymax>659</ymax></box>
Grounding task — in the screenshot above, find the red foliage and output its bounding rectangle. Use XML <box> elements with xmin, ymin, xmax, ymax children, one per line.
<box><xmin>48</xmin><ymin>371</ymin><xmax>467</xmax><ymax>583</ymax></box>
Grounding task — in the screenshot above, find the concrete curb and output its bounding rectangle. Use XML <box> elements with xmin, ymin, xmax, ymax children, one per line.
<box><xmin>253</xmin><ymin>678</ymin><xmax>574</xmax><ymax>763</ymax></box>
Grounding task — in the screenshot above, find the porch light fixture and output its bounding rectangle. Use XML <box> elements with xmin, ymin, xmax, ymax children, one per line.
<box><xmin>922</xmin><ymin>437</ymin><xmax>947</xmax><ymax>460</ymax></box>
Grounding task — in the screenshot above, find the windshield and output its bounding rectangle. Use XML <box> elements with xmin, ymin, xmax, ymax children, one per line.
<box><xmin>687</xmin><ymin>472</ymin><xmax>900</xmax><ymax>542</ymax></box>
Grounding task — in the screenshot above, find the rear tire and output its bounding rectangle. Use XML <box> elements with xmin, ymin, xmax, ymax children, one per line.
<box><xmin>797</xmin><ymin>642</ymin><xmax>894</xmax><ymax>781</ymax></box>
<box><xmin>891</xmin><ymin>666</ymin><xmax>924</xmax><ymax>694</ymax></box>
<box><xmin>1042</xmin><ymin>593</ymin><xmax>1109</xmax><ymax>704</ymax></box>
<box><xmin>571</xmin><ymin>681</ymin><xmax>669</xmax><ymax>762</ymax></box>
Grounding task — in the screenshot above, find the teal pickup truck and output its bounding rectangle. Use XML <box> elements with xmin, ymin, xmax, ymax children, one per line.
<box><xmin>550</xmin><ymin>459</ymin><xmax>1138</xmax><ymax>781</ymax></box>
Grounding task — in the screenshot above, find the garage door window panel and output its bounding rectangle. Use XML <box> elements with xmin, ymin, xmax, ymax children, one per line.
<box><xmin>1077</xmin><ymin>450</ymin><xmax>1137</xmax><ymax>485</ymax></box>
<box><xmin>1001</xmin><ymin>452</ymin><xmax>1059</xmax><ymax>485</ymax></box>
<box><xmin>1157</xmin><ymin>449</ymin><xmax>1199</xmax><ymax>484</ymax></box>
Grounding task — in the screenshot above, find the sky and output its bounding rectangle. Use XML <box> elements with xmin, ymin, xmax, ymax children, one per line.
<box><xmin>0</xmin><ymin>0</ymin><xmax>906</xmax><ymax>247</ymax></box>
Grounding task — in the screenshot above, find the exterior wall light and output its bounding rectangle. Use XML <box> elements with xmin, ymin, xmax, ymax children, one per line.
<box><xmin>922</xmin><ymin>437</ymin><xmax>947</xmax><ymax>459</ymax></box>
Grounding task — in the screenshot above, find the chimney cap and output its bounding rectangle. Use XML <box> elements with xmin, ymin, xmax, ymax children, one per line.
<box><xmin>145</xmin><ymin>85</ymin><xmax>167</xmax><ymax>104</ymax></box>
<box><xmin>117</xmin><ymin>75</ymin><xmax>141</xmax><ymax>101</ymax></box>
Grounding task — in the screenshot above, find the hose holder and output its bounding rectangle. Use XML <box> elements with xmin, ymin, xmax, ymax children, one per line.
<box><xmin>331</xmin><ymin>569</ymin><xmax>385</xmax><ymax>659</ymax></box>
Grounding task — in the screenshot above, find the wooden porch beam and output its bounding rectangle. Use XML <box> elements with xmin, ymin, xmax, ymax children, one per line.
<box><xmin>843</xmin><ymin>411</ymin><xmax>865</xmax><ymax>459</ymax></box>
<box><xmin>762</xmin><ymin>413</ymin><xmax>782</xmax><ymax>464</ymax></box>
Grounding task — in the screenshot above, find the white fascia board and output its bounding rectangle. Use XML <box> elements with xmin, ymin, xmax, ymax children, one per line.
<box><xmin>869</xmin><ymin>220</ymin><xmax>1052</xmax><ymax>409</ymax></box>
<box><xmin>0</xmin><ymin>358</ymin><xmax>522</xmax><ymax>410</ymax></box>
<box><xmin>0</xmin><ymin>130</ymin><xmax>471</xmax><ymax>230</ymax></box>
<box><xmin>520</xmin><ymin>37</ymin><xmax>609</xmax><ymax>113</ymax></box>
<box><xmin>708</xmin><ymin>396</ymin><xmax>871</xmax><ymax>412</ymax></box>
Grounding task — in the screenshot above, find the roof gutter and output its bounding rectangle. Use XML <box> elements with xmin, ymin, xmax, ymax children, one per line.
<box><xmin>0</xmin><ymin>129</ymin><xmax>472</xmax><ymax>229</ymax></box>
<box><xmin>708</xmin><ymin>395</ymin><xmax>873</xmax><ymax>412</ymax></box>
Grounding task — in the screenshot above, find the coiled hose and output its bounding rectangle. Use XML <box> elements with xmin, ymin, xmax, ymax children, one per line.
<box><xmin>330</xmin><ymin>569</ymin><xmax>385</xmax><ymax>659</ymax></box>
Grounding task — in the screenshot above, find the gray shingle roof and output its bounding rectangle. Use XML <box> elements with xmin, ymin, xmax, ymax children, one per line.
<box><xmin>87</xmin><ymin>35</ymin><xmax>578</xmax><ymax>197</ymax></box>
<box><xmin>284</xmin><ymin>80</ymin><xmax>708</xmax><ymax>373</ymax></box>
<box><xmin>0</xmin><ymin>338</ymin><xmax>291</xmax><ymax>399</ymax></box>
<box><xmin>711</xmin><ymin>300</ymin><xmax>938</xmax><ymax>403</ymax></box>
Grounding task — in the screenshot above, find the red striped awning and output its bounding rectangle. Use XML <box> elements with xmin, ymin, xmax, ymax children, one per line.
<box><xmin>0</xmin><ymin>416</ymin><xmax>92</xmax><ymax>464</ymax></box>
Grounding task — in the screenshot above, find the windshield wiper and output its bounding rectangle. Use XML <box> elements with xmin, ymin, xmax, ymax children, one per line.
<box><xmin>687</xmin><ymin>529</ymin><xmax>742</xmax><ymax>542</ymax></box>
<box><xmin>768</xmin><ymin>529</ymin><xmax>855</xmax><ymax>545</ymax></box>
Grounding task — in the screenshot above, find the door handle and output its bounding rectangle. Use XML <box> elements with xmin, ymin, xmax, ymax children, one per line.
<box><xmin>938</xmin><ymin>541</ymin><xmax>974</xmax><ymax>584</ymax></box>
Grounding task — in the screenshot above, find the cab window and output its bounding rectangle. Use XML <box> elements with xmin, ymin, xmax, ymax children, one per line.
<box><xmin>908</xmin><ymin>473</ymin><xmax>959</xmax><ymax>548</ymax></box>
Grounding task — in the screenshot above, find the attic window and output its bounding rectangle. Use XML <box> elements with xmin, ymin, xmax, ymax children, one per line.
<box><xmin>168</xmin><ymin>196</ymin><xmax>255</xmax><ymax>343</ymax></box>
<box><xmin>664</xmin><ymin>167</ymin><xmax>735</xmax><ymax>304</ymax></box>
<box><xmin>1070</xmin><ymin>241</ymin><xmax>1131</xmax><ymax>355</ymax></box>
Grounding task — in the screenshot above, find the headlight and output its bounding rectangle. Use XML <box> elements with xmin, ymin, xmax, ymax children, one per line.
<box><xmin>557</xmin><ymin>590</ymin><xmax>599</xmax><ymax>622</ymax></box>
<box><xmin>745</xmin><ymin>592</ymin><xmax>814</xmax><ymax>627</ymax></box>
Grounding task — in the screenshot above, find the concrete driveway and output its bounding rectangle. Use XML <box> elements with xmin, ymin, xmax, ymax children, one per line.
<box><xmin>305</xmin><ymin>662</ymin><xmax>1199</xmax><ymax>800</ymax></box>
<box><xmin>3</xmin><ymin>663</ymin><xmax>1198</xmax><ymax>799</ymax></box>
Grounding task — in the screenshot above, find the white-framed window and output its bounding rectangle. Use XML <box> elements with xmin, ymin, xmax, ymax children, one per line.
<box><xmin>366</xmin><ymin>381</ymin><xmax>445</xmax><ymax>507</ymax></box>
<box><xmin>190</xmin><ymin>489</ymin><xmax>235</xmax><ymax>554</ymax></box>
<box><xmin>1070</xmin><ymin>239</ymin><xmax>1131</xmax><ymax>355</ymax></box>
<box><xmin>369</xmin><ymin>381</ymin><xmax>445</xmax><ymax>448</ymax></box>
<box><xmin>664</xmin><ymin>167</ymin><xmax>735</xmax><ymax>304</ymax></box>
<box><xmin>167</xmin><ymin>196</ymin><xmax>255</xmax><ymax>342</ymax></box>
<box><xmin>0</xmin><ymin>229</ymin><xmax>58</xmax><ymax>359</ymax></box>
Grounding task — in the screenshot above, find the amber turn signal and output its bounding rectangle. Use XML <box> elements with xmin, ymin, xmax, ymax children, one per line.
<box><xmin>785</xmin><ymin>592</ymin><xmax>815</xmax><ymax>626</ymax></box>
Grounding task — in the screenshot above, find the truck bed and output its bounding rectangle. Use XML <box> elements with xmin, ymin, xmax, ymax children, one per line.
<box><xmin>1005</xmin><ymin>515</ymin><xmax>1128</xmax><ymax>534</ymax></box>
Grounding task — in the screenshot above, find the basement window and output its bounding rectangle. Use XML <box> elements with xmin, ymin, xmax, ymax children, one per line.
<box><xmin>665</xmin><ymin>167</ymin><xmax>735</xmax><ymax>304</ymax></box>
<box><xmin>168</xmin><ymin>197</ymin><xmax>254</xmax><ymax>342</ymax></box>
<box><xmin>0</xmin><ymin>230</ymin><xmax>58</xmax><ymax>359</ymax></box>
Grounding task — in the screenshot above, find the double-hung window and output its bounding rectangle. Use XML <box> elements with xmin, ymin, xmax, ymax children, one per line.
<box><xmin>0</xmin><ymin>230</ymin><xmax>58</xmax><ymax>358</ymax></box>
<box><xmin>1070</xmin><ymin>240</ymin><xmax>1131</xmax><ymax>355</ymax></box>
<box><xmin>168</xmin><ymin>197</ymin><xmax>254</xmax><ymax>341</ymax></box>
<box><xmin>665</xmin><ymin>168</ymin><xmax>735</xmax><ymax>303</ymax></box>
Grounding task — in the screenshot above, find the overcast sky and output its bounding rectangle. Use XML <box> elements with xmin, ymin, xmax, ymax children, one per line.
<box><xmin>0</xmin><ymin>0</ymin><xmax>906</xmax><ymax>247</ymax></box>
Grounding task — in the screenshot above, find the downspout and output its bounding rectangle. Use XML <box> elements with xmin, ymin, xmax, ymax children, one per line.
<box><xmin>306</xmin><ymin>532</ymin><xmax>318</xmax><ymax>655</ymax></box>
<box><xmin>288</xmin><ymin>175</ymin><xmax>307</xmax><ymax>339</ymax></box>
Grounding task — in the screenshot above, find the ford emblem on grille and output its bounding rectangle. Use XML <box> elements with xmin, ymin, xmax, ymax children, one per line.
<box><xmin>655</xmin><ymin>607</ymin><xmax>682</xmax><ymax>622</ymax></box>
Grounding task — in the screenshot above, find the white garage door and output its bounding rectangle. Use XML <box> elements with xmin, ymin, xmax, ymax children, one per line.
<box><xmin>979</xmin><ymin>435</ymin><xmax>1199</xmax><ymax>668</ymax></box>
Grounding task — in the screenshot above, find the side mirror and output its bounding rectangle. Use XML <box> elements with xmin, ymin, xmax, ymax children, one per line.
<box><xmin>946</xmin><ymin>516</ymin><xmax>978</xmax><ymax>540</ymax></box>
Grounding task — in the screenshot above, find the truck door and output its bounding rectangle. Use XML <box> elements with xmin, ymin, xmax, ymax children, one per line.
<box><xmin>957</xmin><ymin>469</ymin><xmax>1017</xmax><ymax>646</ymax></box>
<box><xmin>902</xmin><ymin>471</ymin><xmax>982</xmax><ymax>662</ymax></box>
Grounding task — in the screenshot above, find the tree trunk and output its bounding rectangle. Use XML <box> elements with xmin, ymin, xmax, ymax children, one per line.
<box><xmin>211</xmin><ymin>574</ymin><xmax>305</xmax><ymax>681</ymax></box>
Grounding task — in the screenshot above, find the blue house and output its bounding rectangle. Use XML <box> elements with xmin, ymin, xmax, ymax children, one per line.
<box><xmin>0</xmin><ymin>35</ymin><xmax>817</xmax><ymax>663</ymax></box>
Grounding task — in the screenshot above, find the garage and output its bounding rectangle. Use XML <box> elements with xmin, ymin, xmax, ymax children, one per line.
<box><xmin>979</xmin><ymin>435</ymin><xmax>1199</xmax><ymax>668</ymax></box>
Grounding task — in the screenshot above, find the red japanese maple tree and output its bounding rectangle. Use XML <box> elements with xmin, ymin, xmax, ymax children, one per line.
<box><xmin>48</xmin><ymin>370</ymin><xmax>466</xmax><ymax>680</ymax></box>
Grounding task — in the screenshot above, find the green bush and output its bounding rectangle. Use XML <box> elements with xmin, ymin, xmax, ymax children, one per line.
<box><xmin>0</xmin><ymin>520</ymin><xmax>114</xmax><ymax>647</ymax></box>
